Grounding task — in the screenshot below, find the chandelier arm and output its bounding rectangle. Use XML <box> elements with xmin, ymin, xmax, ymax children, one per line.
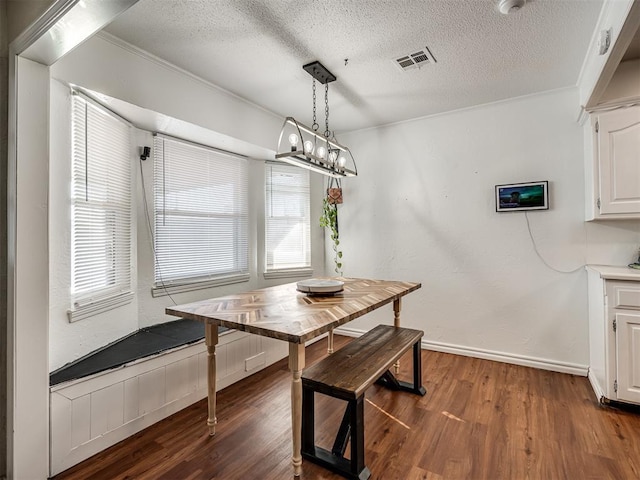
<box><xmin>345</xmin><ymin>147</ymin><xmax>358</xmax><ymax>176</ymax></box>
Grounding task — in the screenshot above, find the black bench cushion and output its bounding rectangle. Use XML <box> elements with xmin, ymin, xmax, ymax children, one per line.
<box><xmin>302</xmin><ymin>325</ymin><xmax>423</xmax><ymax>401</ymax></box>
<box><xmin>49</xmin><ymin>319</ymin><xmax>225</xmax><ymax>386</ymax></box>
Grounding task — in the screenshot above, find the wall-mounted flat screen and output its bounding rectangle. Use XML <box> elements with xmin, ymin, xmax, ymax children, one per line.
<box><xmin>495</xmin><ymin>181</ymin><xmax>549</xmax><ymax>212</ymax></box>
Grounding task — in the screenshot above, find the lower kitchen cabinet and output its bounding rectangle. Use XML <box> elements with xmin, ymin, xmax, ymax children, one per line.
<box><xmin>587</xmin><ymin>265</ymin><xmax>640</xmax><ymax>405</ymax></box>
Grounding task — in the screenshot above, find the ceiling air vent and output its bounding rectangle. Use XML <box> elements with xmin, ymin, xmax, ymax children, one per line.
<box><xmin>394</xmin><ymin>47</ymin><xmax>437</xmax><ymax>71</ymax></box>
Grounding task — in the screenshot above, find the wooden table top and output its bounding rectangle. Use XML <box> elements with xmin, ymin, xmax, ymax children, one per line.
<box><xmin>166</xmin><ymin>278</ymin><xmax>421</xmax><ymax>343</ymax></box>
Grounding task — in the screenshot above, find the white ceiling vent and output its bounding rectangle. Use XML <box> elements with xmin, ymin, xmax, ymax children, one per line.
<box><xmin>394</xmin><ymin>47</ymin><xmax>437</xmax><ymax>71</ymax></box>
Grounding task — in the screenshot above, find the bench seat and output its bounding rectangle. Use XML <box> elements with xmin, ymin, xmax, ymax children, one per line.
<box><xmin>301</xmin><ymin>324</ymin><xmax>426</xmax><ymax>479</ymax></box>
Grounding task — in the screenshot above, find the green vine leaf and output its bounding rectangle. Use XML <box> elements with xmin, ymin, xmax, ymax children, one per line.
<box><xmin>320</xmin><ymin>197</ymin><xmax>343</xmax><ymax>276</ymax></box>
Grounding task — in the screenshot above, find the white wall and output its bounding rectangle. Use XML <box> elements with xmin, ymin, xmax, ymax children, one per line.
<box><xmin>51</xmin><ymin>33</ymin><xmax>279</xmax><ymax>156</ymax></box>
<box><xmin>336</xmin><ymin>87</ymin><xmax>639</xmax><ymax>372</ymax></box>
<box><xmin>48</xmin><ymin>35</ymin><xmax>326</xmax><ymax>371</ymax></box>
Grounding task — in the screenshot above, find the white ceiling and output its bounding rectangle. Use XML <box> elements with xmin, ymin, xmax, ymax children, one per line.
<box><xmin>104</xmin><ymin>0</ymin><xmax>606</xmax><ymax>133</ymax></box>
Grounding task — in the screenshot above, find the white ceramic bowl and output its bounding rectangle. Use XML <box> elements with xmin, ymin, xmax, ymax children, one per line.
<box><xmin>296</xmin><ymin>279</ymin><xmax>344</xmax><ymax>294</ymax></box>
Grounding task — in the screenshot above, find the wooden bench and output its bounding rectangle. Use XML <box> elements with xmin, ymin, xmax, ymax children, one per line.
<box><xmin>301</xmin><ymin>324</ymin><xmax>426</xmax><ymax>480</ymax></box>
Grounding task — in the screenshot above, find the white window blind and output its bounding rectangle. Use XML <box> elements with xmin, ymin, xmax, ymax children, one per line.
<box><xmin>71</xmin><ymin>94</ymin><xmax>133</xmax><ymax>318</ymax></box>
<box><xmin>153</xmin><ymin>135</ymin><xmax>249</xmax><ymax>287</ymax></box>
<box><xmin>265</xmin><ymin>163</ymin><xmax>311</xmax><ymax>272</ymax></box>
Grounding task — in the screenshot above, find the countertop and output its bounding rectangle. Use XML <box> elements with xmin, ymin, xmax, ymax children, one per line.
<box><xmin>586</xmin><ymin>264</ymin><xmax>640</xmax><ymax>281</ymax></box>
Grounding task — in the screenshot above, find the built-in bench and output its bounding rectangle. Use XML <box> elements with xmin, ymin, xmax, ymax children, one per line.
<box><xmin>49</xmin><ymin>319</ymin><xmax>288</xmax><ymax>475</ymax></box>
<box><xmin>301</xmin><ymin>324</ymin><xmax>426</xmax><ymax>480</ymax></box>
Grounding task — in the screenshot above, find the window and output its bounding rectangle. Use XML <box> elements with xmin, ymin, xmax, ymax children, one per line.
<box><xmin>153</xmin><ymin>135</ymin><xmax>249</xmax><ymax>294</ymax></box>
<box><xmin>265</xmin><ymin>163</ymin><xmax>311</xmax><ymax>277</ymax></box>
<box><xmin>70</xmin><ymin>93</ymin><xmax>133</xmax><ymax>321</ymax></box>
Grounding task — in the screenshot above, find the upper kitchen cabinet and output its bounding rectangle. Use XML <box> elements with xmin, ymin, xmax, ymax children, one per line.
<box><xmin>587</xmin><ymin>105</ymin><xmax>640</xmax><ymax>219</ymax></box>
<box><xmin>582</xmin><ymin>1</ymin><xmax>640</xmax><ymax>221</ymax></box>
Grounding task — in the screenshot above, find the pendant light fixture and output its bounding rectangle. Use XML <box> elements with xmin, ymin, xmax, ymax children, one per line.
<box><xmin>275</xmin><ymin>61</ymin><xmax>357</xmax><ymax>178</ymax></box>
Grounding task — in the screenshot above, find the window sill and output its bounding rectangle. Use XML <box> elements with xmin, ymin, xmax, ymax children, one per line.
<box><xmin>152</xmin><ymin>273</ymin><xmax>250</xmax><ymax>298</ymax></box>
<box><xmin>263</xmin><ymin>268</ymin><xmax>313</xmax><ymax>280</ymax></box>
<box><xmin>68</xmin><ymin>291</ymin><xmax>134</xmax><ymax>323</ymax></box>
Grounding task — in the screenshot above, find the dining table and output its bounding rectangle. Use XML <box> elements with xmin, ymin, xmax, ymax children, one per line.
<box><xmin>165</xmin><ymin>277</ymin><xmax>421</xmax><ymax>477</ymax></box>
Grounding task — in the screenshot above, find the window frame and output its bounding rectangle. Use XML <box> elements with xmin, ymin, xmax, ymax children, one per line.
<box><xmin>68</xmin><ymin>92</ymin><xmax>134</xmax><ymax>322</ymax></box>
<box><xmin>151</xmin><ymin>134</ymin><xmax>250</xmax><ymax>296</ymax></box>
<box><xmin>264</xmin><ymin>161</ymin><xmax>313</xmax><ymax>279</ymax></box>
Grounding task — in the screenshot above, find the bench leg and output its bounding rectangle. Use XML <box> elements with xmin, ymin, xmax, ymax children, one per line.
<box><xmin>411</xmin><ymin>341</ymin><xmax>427</xmax><ymax>396</ymax></box>
<box><xmin>332</xmin><ymin>402</ymin><xmax>352</xmax><ymax>456</ymax></box>
<box><xmin>350</xmin><ymin>396</ymin><xmax>368</xmax><ymax>478</ymax></box>
<box><xmin>301</xmin><ymin>395</ymin><xmax>371</xmax><ymax>480</ymax></box>
<box><xmin>302</xmin><ymin>386</ymin><xmax>315</xmax><ymax>456</ymax></box>
<box><xmin>374</xmin><ymin>341</ymin><xmax>426</xmax><ymax>396</ymax></box>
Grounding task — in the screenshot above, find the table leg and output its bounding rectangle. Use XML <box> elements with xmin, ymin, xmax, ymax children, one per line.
<box><xmin>327</xmin><ymin>328</ymin><xmax>334</xmax><ymax>354</ymax></box>
<box><xmin>394</xmin><ymin>298</ymin><xmax>401</xmax><ymax>374</ymax></box>
<box><xmin>289</xmin><ymin>342</ymin><xmax>306</xmax><ymax>477</ymax></box>
<box><xmin>205</xmin><ymin>323</ymin><xmax>219</xmax><ymax>436</ymax></box>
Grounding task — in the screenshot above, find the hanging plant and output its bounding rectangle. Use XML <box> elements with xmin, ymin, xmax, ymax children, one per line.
<box><xmin>320</xmin><ymin>198</ymin><xmax>343</xmax><ymax>275</ymax></box>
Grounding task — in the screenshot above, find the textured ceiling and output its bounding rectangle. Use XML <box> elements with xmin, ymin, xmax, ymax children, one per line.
<box><xmin>104</xmin><ymin>0</ymin><xmax>605</xmax><ymax>132</ymax></box>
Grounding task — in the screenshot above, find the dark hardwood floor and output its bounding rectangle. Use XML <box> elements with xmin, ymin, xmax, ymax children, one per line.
<box><xmin>53</xmin><ymin>335</ymin><xmax>640</xmax><ymax>480</ymax></box>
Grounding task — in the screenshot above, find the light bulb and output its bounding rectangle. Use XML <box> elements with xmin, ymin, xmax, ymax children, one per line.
<box><xmin>316</xmin><ymin>146</ymin><xmax>327</xmax><ymax>159</ymax></box>
<box><xmin>288</xmin><ymin>133</ymin><xmax>299</xmax><ymax>151</ymax></box>
<box><xmin>303</xmin><ymin>140</ymin><xmax>314</xmax><ymax>155</ymax></box>
<box><xmin>337</xmin><ymin>156</ymin><xmax>346</xmax><ymax>168</ymax></box>
<box><xmin>329</xmin><ymin>151</ymin><xmax>338</xmax><ymax>165</ymax></box>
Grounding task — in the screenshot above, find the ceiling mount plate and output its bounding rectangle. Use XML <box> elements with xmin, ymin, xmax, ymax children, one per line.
<box><xmin>303</xmin><ymin>61</ymin><xmax>336</xmax><ymax>84</ymax></box>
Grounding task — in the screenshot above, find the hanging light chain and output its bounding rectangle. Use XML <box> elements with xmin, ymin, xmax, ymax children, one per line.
<box><xmin>312</xmin><ymin>79</ymin><xmax>319</xmax><ymax>131</ymax></box>
<box><xmin>324</xmin><ymin>83</ymin><xmax>330</xmax><ymax>138</ymax></box>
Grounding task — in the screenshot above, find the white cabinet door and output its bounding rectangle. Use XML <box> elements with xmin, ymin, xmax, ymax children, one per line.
<box><xmin>597</xmin><ymin>106</ymin><xmax>640</xmax><ymax>215</ymax></box>
<box><xmin>616</xmin><ymin>311</ymin><xmax>640</xmax><ymax>403</ymax></box>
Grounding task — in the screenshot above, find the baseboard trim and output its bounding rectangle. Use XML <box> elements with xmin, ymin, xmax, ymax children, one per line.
<box><xmin>587</xmin><ymin>368</ymin><xmax>607</xmax><ymax>403</ymax></box>
<box><xmin>334</xmin><ymin>326</ymin><xmax>588</xmax><ymax>376</ymax></box>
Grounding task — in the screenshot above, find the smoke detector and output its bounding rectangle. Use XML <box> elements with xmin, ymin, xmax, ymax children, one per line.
<box><xmin>499</xmin><ymin>0</ymin><xmax>526</xmax><ymax>14</ymax></box>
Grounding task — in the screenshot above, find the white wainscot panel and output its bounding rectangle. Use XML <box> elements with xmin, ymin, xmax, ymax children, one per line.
<box><xmin>139</xmin><ymin>367</ymin><xmax>166</xmax><ymax>415</ymax></box>
<box><xmin>70</xmin><ymin>395</ymin><xmax>90</xmax><ymax>448</ymax></box>
<box><xmin>123</xmin><ymin>376</ymin><xmax>139</xmax><ymax>423</ymax></box>
<box><xmin>91</xmin><ymin>383</ymin><xmax>124</xmax><ymax>437</ymax></box>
